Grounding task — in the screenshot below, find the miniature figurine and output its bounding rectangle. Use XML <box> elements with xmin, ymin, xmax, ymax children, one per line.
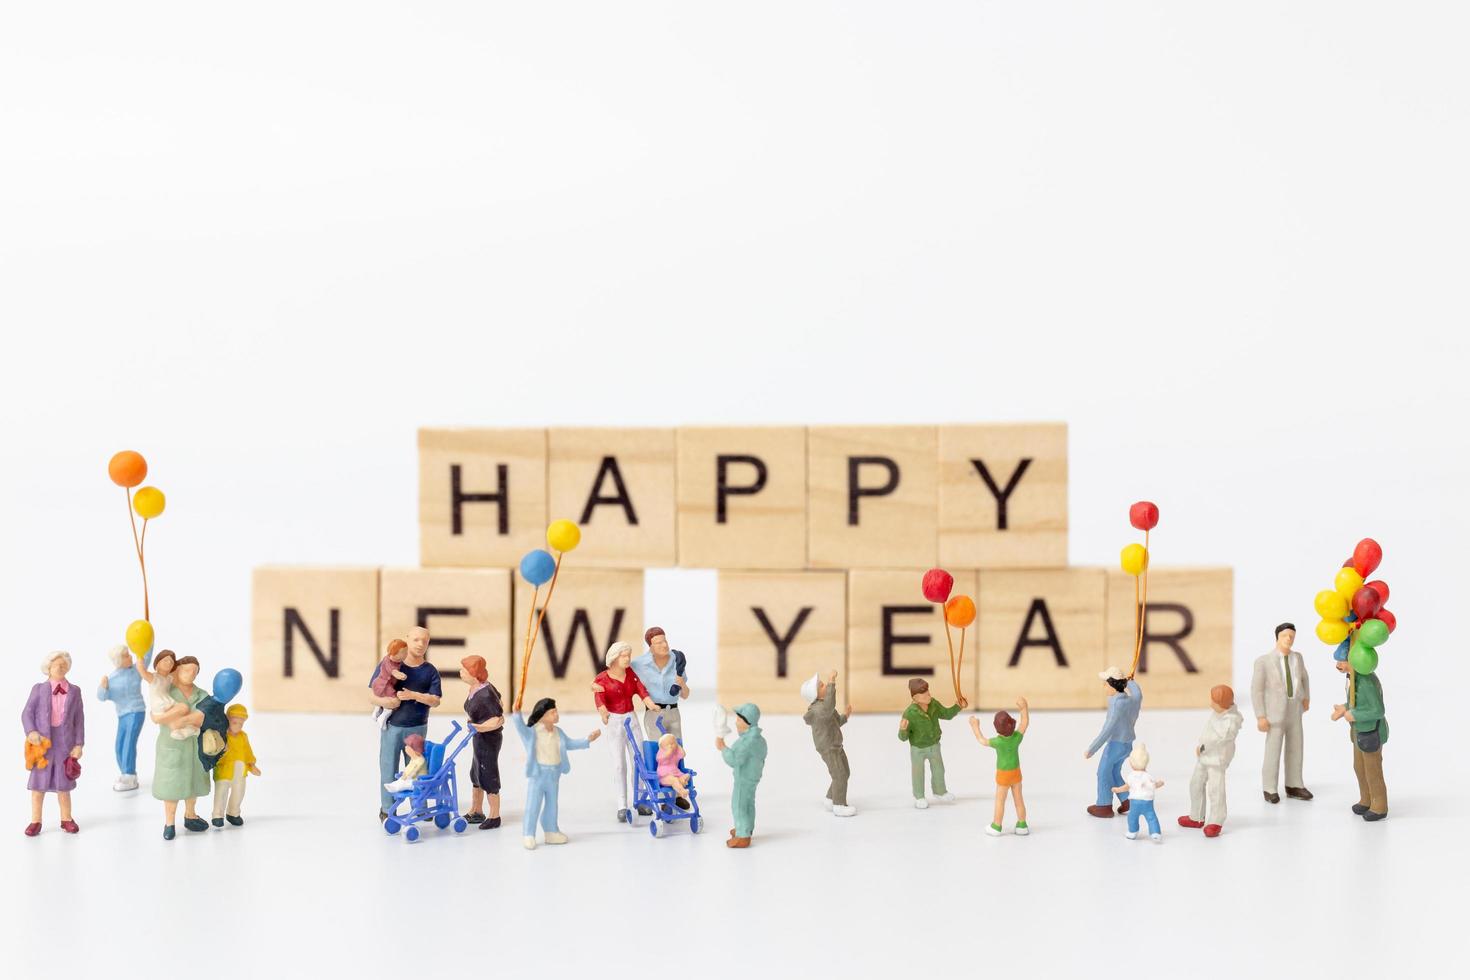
<box><xmin>1332</xmin><ymin>648</ymin><xmax>1389</xmax><ymax>821</ymax></box>
<box><xmin>22</xmin><ymin>652</ymin><xmax>84</xmax><ymax>836</ymax></box>
<box><xmin>1114</xmin><ymin>743</ymin><xmax>1163</xmax><ymax>842</ymax></box>
<box><xmin>1177</xmin><ymin>684</ymin><xmax>1241</xmax><ymax>837</ymax></box>
<box><xmin>511</xmin><ymin>697</ymin><xmax>600</xmax><ymax>849</ymax></box>
<box><xmin>593</xmin><ymin>641</ymin><xmax>658</xmax><ymax>823</ymax></box>
<box><xmin>369</xmin><ymin>627</ymin><xmax>441</xmax><ymax>823</ymax></box>
<box><xmin>135</xmin><ymin>647</ymin><xmax>199</xmax><ymax>740</ymax></box>
<box><xmin>633</xmin><ymin>626</ymin><xmax>690</xmax><ymax>739</ymax></box>
<box><xmin>656</xmin><ymin>733</ymin><xmax>692</xmax><ymax>809</ymax></box>
<box><xmin>97</xmin><ymin>644</ymin><xmax>145</xmax><ymax>792</ymax></box>
<box><xmin>371</xmin><ymin>638</ymin><xmax>409</xmax><ymax>730</ymax></box>
<box><xmin>211</xmin><ymin>704</ymin><xmax>259</xmax><ymax>827</ymax></box>
<box><xmin>1085</xmin><ymin>667</ymin><xmax>1142</xmax><ymax>818</ymax></box>
<box><xmin>800</xmin><ymin>670</ymin><xmax>854</xmax><ymax>817</ymax></box>
<box><xmin>148</xmin><ymin>652</ymin><xmax>211</xmax><ymax>840</ymax></box>
<box><xmin>459</xmin><ymin>655</ymin><xmax>505</xmax><ymax>830</ymax></box>
<box><xmin>1250</xmin><ymin>623</ymin><xmax>1312</xmax><ymax>804</ymax></box>
<box><xmin>717</xmin><ymin>703</ymin><xmax>767</xmax><ymax>848</ymax></box>
<box><xmin>384</xmin><ymin>733</ymin><xmax>428</xmax><ymax>792</ymax></box>
<box><xmin>898</xmin><ymin>678</ymin><xmax>967</xmax><ymax>809</ymax></box>
<box><xmin>969</xmin><ymin>696</ymin><xmax>1030</xmax><ymax>836</ymax></box>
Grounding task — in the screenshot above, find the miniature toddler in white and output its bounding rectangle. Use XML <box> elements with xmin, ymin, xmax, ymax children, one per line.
<box><xmin>1114</xmin><ymin>744</ymin><xmax>1164</xmax><ymax>842</ymax></box>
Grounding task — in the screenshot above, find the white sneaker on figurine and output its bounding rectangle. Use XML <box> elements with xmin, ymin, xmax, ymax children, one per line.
<box><xmin>985</xmin><ymin>823</ymin><xmax>1003</xmax><ymax>837</ymax></box>
<box><xmin>832</xmin><ymin>804</ymin><xmax>856</xmax><ymax>817</ymax></box>
<box><xmin>1014</xmin><ymin>823</ymin><xmax>1030</xmax><ymax>836</ymax></box>
<box><xmin>1125</xmin><ymin>830</ymin><xmax>1138</xmax><ymax>840</ymax></box>
<box><xmin>823</xmin><ymin>797</ymin><xmax>833</xmax><ymax>811</ymax></box>
<box><xmin>914</xmin><ymin>799</ymin><xmax>929</xmax><ymax>810</ymax></box>
<box><xmin>938</xmin><ymin>792</ymin><xmax>956</xmax><ymax>802</ymax></box>
<box><xmin>523</xmin><ymin>836</ymin><xmax>537</xmax><ymax>850</ymax></box>
<box><xmin>544</xmin><ymin>831</ymin><xmax>568</xmax><ymax>845</ymax></box>
<box><xmin>113</xmin><ymin>775</ymin><xmax>138</xmax><ymax>792</ymax></box>
<box><xmin>1150</xmin><ymin>833</ymin><xmax>1163</xmax><ymax>843</ymax></box>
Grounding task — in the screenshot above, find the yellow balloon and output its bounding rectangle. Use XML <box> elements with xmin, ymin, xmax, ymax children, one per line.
<box><xmin>1316</xmin><ymin>619</ymin><xmax>1350</xmax><ymax>645</ymax></box>
<box><xmin>546</xmin><ymin>519</ymin><xmax>581</xmax><ymax>553</ymax></box>
<box><xmin>1334</xmin><ymin>567</ymin><xmax>1364</xmax><ymax>602</ymax></box>
<box><xmin>133</xmin><ymin>486</ymin><xmax>166</xmax><ymax>520</ymax></box>
<box><xmin>126</xmin><ymin>619</ymin><xmax>154</xmax><ymax>657</ymax></box>
<box><xmin>1313</xmin><ymin>589</ymin><xmax>1348</xmax><ymax>621</ymax></box>
<box><xmin>1119</xmin><ymin>543</ymin><xmax>1149</xmax><ymax>576</ymax></box>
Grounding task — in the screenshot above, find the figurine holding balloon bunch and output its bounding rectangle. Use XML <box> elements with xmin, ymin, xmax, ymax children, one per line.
<box><xmin>515</xmin><ymin>518</ymin><xmax>584</xmax><ymax>711</ymax></box>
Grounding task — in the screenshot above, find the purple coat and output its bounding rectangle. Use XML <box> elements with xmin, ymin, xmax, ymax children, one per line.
<box><xmin>21</xmin><ymin>681</ymin><xmax>84</xmax><ymax>793</ymax></box>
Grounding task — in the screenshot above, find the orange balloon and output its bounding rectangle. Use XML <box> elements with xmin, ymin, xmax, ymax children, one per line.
<box><xmin>109</xmin><ymin>450</ymin><xmax>148</xmax><ymax>488</ymax></box>
<box><xmin>945</xmin><ymin>595</ymin><xmax>976</xmax><ymax>629</ymax></box>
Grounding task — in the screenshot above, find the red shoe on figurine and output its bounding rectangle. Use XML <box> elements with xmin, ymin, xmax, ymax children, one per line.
<box><xmin>1203</xmin><ymin>824</ymin><xmax>1222</xmax><ymax>837</ymax></box>
<box><xmin>23</xmin><ymin>822</ymin><xmax>41</xmax><ymax>837</ymax></box>
<box><xmin>1178</xmin><ymin>816</ymin><xmax>1204</xmax><ymax>829</ymax></box>
<box><xmin>60</xmin><ymin>820</ymin><xmax>79</xmax><ymax>834</ymax></box>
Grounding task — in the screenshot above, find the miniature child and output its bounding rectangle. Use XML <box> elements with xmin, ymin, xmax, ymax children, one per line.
<box><xmin>969</xmin><ymin>696</ymin><xmax>1030</xmax><ymax>836</ymax></box>
<box><xmin>135</xmin><ymin>649</ymin><xmax>199</xmax><ymax>740</ymax></box>
<box><xmin>897</xmin><ymin>678</ymin><xmax>967</xmax><ymax>809</ymax></box>
<box><xmin>384</xmin><ymin>733</ymin><xmax>428</xmax><ymax>793</ymax></box>
<box><xmin>1114</xmin><ymin>744</ymin><xmax>1164</xmax><ymax>842</ymax></box>
<box><xmin>656</xmin><ymin>732</ymin><xmax>692</xmax><ymax>809</ymax></box>
<box><xmin>211</xmin><ymin>704</ymin><xmax>260</xmax><ymax>828</ymax></box>
<box><xmin>1179</xmin><ymin>684</ymin><xmax>1243</xmax><ymax>838</ymax></box>
<box><xmin>511</xmin><ymin>697</ymin><xmax>600</xmax><ymax>850</ymax></box>
<box><xmin>370</xmin><ymin>639</ymin><xmax>409</xmax><ymax>730</ymax></box>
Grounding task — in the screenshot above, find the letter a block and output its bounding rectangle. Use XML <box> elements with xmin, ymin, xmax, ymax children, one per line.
<box><xmin>677</xmin><ymin>427</ymin><xmax>808</xmax><ymax>569</ymax></box>
<box><xmin>846</xmin><ymin>569</ymin><xmax>977</xmax><ymax>712</ymax></box>
<box><xmin>419</xmin><ymin>428</ymin><xmax>548</xmax><ymax>568</ymax></box>
<box><xmin>716</xmin><ymin>571</ymin><xmax>846</xmax><ymax>713</ymax></box>
<box><xmin>809</xmin><ymin>427</ymin><xmax>938</xmax><ymax>569</ymax></box>
<box><xmin>378</xmin><ymin>568</ymin><xmax>514</xmax><ymax>707</ymax></box>
<box><xmin>513</xmin><ymin>569</ymin><xmax>644</xmax><ymax>707</ymax></box>
<box><xmin>939</xmin><ymin>423</ymin><xmax>1067</xmax><ymax>569</ymax></box>
<box><xmin>977</xmin><ymin>568</ymin><xmax>1106</xmax><ymax>709</ymax></box>
<box><xmin>548</xmin><ymin>428</ymin><xmax>676</xmax><ymax>568</ymax></box>
<box><xmin>251</xmin><ymin>567</ymin><xmax>380</xmax><ymax>712</ymax></box>
<box><xmin>1104</xmin><ymin>567</ymin><xmax>1233</xmax><ymax>708</ymax></box>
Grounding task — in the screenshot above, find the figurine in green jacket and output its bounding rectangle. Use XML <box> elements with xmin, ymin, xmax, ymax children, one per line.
<box><xmin>717</xmin><ymin>703</ymin><xmax>767</xmax><ymax>849</ymax></box>
<box><xmin>1331</xmin><ymin>651</ymin><xmax>1389</xmax><ymax>821</ymax></box>
<box><xmin>898</xmin><ymin>678</ymin><xmax>967</xmax><ymax>809</ymax></box>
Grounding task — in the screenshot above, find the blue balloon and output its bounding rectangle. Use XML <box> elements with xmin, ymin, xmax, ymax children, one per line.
<box><xmin>519</xmin><ymin>549</ymin><xmax>556</xmax><ymax>587</ymax></box>
<box><xmin>1333</xmin><ymin>638</ymin><xmax>1351</xmax><ymax>662</ymax></box>
<box><xmin>212</xmin><ymin>668</ymin><xmax>243</xmax><ymax>704</ymax></box>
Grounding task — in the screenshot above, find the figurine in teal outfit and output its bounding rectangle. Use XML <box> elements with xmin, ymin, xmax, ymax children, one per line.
<box><xmin>717</xmin><ymin>703</ymin><xmax>766</xmax><ymax>849</ymax></box>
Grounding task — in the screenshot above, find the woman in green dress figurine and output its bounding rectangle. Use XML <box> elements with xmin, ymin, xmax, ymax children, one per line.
<box><xmin>150</xmin><ymin>653</ymin><xmax>212</xmax><ymax>840</ymax></box>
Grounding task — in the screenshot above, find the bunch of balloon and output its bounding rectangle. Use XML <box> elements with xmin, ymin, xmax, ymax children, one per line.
<box><xmin>1313</xmin><ymin>537</ymin><xmax>1396</xmax><ymax>678</ymax></box>
<box><xmin>920</xmin><ymin>568</ymin><xmax>976</xmax><ymax>702</ymax></box>
<box><xmin>110</xmin><ymin>450</ymin><xmax>167</xmax><ymax>663</ymax></box>
<box><xmin>513</xmin><ymin>519</ymin><xmax>583</xmax><ymax>711</ymax></box>
<box><xmin>1119</xmin><ymin>501</ymin><xmax>1159</xmax><ymax>680</ymax></box>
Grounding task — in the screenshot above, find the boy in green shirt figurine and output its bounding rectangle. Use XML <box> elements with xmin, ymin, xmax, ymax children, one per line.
<box><xmin>897</xmin><ymin>678</ymin><xmax>967</xmax><ymax>809</ymax></box>
<box><xmin>969</xmin><ymin>696</ymin><xmax>1029</xmax><ymax>836</ymax></box>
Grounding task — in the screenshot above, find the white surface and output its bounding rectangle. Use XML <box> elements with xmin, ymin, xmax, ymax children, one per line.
<box><xmin>3</xmin><ymin>1</ymin><xmax>1468</xmax><ymax>975</ymax></box>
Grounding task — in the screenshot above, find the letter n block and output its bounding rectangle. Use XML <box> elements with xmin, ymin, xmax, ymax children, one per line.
<box><xmin>977</xmin><ymin>568</ymin><xmax>1106</xmax><ymax>709</ymax></box>
<box><xmin>808</xmin><ymin>427</ymin><xmax>938</xmax><ymax>569</ymax></box>
<box><xmin>939</xmin><ymin>423</ymin><xmax>1067</xmax><ymax>569</ymax></box>
<box><xmin>677</xmin><ymin>427</ymin><xmax>807</xmax><ymax>569</ymax></box>
<box><xmin>716</xmin><ymin>571</ymin><xmax>846</xmax><ymax>713</ymax></box>
<box><xmin>846</xmin><ymin>569</ymin><xmax>977</xmax><ymax>712</ymax></box>
<box><xmin>548</xmin><ymin>428</ymin><xmax>675</xmax><ymax>568</ymax></box>
<box><xmin>419</xmin><ymin>428</ymin><xmax>548</xmax><ymax>567</ymax></box>
<box><xmin>251</xmin><ymin>567</ymin><xmax>379</xmax><ymax>712</ymax></box>
<box><xmin>1105</xmin><ymin>567</ymin><xmax>1234</xmax><ymax>708</ymax></box>
<box><xmin>379</xmin><ymin>568</ymin><xmax>513</xmax><ymax>709</ymax></box>
<box><xmin>513</xmin><ymin>569</ymin><xmax>644</xmax><ymax>708</ymax></box>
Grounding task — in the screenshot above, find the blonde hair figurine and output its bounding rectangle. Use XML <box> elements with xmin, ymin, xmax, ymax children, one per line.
<box><xmin>1113</xmin><ymin>744</ymin><xmax>1164</xmax><ymax>842</ymax></box>
<box><xmin>655</xmin><ymin>732</ymin><xmax>691</xmax><ymax>808</ymax></box>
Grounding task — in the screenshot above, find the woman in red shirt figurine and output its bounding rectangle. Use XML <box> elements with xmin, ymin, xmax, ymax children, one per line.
<box><xmin>595</xmin><ymin>641</ymin><xmax>658</xmax><ymax>823</ymax></box>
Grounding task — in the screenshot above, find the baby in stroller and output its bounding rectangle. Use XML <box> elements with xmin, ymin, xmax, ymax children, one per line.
<box><xmin>384</xmin><ymin>734</ymin><xmax>427</xmax><ymax>793</ymax></box>
<box><xmin>656</xmin><ymin>733</ymin><xmax>691</xmax><ymax>809</ymax></box>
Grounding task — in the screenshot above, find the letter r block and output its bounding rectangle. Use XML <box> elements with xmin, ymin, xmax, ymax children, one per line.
<box><xmin>419</xmin><ymin>428</ymin><xmax>548</xmax><ymax>568</ymax></box>
<box><xmin>716</xmin><ymin>571</ymin><xmax>846</xmax><ymax>713</ymax></box>
<box><xmin>846</xmin><ymin>569</ymin><xmax>977</xmax><ymax>713</ymax></box>
<box><xmin>251</xmin><ymin>566</ymin><xmax>380</xmax><ymax>712</ymax></box>
<box><xmin>1104</xmin><ymin>567</ymin><xmax>1234</xmax><ymax>707</ymax></box>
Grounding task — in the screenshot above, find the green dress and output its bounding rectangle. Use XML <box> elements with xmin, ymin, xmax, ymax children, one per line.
<box><xmin>151</xmin><ymin>686</ymin><xmax>212</xmax><ymax>801</ymax></box>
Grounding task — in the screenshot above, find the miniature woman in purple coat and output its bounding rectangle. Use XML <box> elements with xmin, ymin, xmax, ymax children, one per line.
<box><xmin>22</xmin><ymin>651</ymin><xmax>85</xmax><ymax>837</ymax></box>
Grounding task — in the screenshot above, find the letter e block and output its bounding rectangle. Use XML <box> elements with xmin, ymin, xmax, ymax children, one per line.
<box><xmin>809</xmin><ymin>427</ymin><xmax>938</xmax><ymax>569</ymax></box>
<box><xmin>677</xmin><ymin>427</ymin><xmax>807</xmax><ymax>569</ymax></box>
<box><xmin>513</xmin><ymin>569</ymin><xmax>644</xmax><ymax>707</ymax></box>
<box><xmin>977</xmin><ymin>568</ymin><xmax>1106</xmax><ymax>709</ymax></box>
<box><xmin>717</xmin><ymin>571</ymin><xmax>846</xmax><ymax>713</ymax></box>
<box><xmin>251</xmin><ymin>567</ymin><xmax>380</xmax><ymax>712</ymax></box>
<box><xmin>419</xmin><ymin>428</ymin><xmax>548</xmax><ymax>568</ymax></box>
<box><xmin>939</xmin><ymin>423</ymin><xmax>1067</xmax><ymax>569</ymax></box>
<box><xmin>379</xmin><ymin>568</ymin><xmax>513</xmax><ymax>709</ymax></box>
<box><xmin>846</xmin><ymin>569</ymin><xmax>977</xmax><ymax>712</ymax></box>
<box><xmin>1105</xmin><ymin>567</ymin><xmax>1234</xmax><ymax>707</ymax></box>
<box><xmin>548</xmin><ymin>429</ymin><xmax>675</xmax><ymax>568</ymax></box>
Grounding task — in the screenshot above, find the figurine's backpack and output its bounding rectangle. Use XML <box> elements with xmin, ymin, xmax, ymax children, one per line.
<box><xmin>196</xmin><ymin>694</ymin><xmax>230</xmax><ymax>770</ymax></box>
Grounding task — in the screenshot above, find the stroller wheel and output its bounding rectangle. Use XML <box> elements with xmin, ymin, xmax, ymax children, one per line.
<box><xmin>649</xmin><ymin>820</ymin><xmax>663</xmax><ymax>838</ymax></box>
<box><xmin>434</xmin><ymin>812</ymin><xmax>452</xmax><ymax>830</ymax></box>
<box><xmin>405</xmin><ymin>826</ymin><xmax>420</xmax><ymax>843</ymax></box>
<box><xmin>689</xmin><ymin>814</ymin><xmax>702</xmax><ymax>834</ymax></box>
<box><xmin>383</xmin><ymin>818</ymin><xmax>401</xmax><ymax>836</ymax></box>
<box><xmin>453</xmin><ymin>818</ymin><xmax>468</xmax><ymax>834</ymax></box>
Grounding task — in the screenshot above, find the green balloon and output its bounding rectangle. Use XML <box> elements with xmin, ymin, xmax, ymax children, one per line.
<box><xmin>1349</xmin><ymin>641</ymin><xmax>1379</xmax><ymax>675</ymax></box>
<box><xmin>1357</xmin><ymin>620</ymin><xmax>1389</xmax><ymax>647</ymax></box>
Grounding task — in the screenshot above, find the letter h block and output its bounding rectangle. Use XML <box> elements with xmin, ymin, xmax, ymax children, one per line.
<box><xmin>419</xmin><ymin>428</ymin><xmax>548</xmax><ymax>568</ymax></box>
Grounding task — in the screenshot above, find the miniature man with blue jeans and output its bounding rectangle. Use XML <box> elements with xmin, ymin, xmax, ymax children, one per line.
<box><xmin>370</xmin><ymin>627</ymin><xmax>441</xmax><ymax>820</ymax></box>
<box><xmin>1085</xmin><ymin>666</ymin><xmax>1142</xmax><ymax>818</ymax></box>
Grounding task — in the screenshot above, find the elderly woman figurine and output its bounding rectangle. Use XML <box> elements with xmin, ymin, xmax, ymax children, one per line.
<box><xmin>98</xmin><ymin>645</ymin><xmax>146</xmax><ymax>791</ymax></box>
<box><xmin>149</xmin><ymin>652</ymin><xmax>211</xmax><ymax>840</ymax></box>
<box><xmin>22</xmin><ymin>651</ymin><xmax>85</xmax><ymax>836</ymax></box>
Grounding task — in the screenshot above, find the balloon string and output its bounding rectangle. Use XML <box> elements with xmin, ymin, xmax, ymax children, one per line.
<box><xmin>514</xmin><ymin>584</ymin><xmax>541</xmax><ymax>713</ymax></box>
<box><xmin>126</xmin><ymin>488</ymin><xmax>150</xmax><ymax>623</ymax></box>
<box><xmin>1128</xmin><ymin>529</ymin><xmax>1151</xmax><ymax>680</ymax></box>
<box><xmin>941</xmin><ymin>617</ymin><xmax>958</xmax><ymax>701</ymax></box>
<box><xmin>140</xmin><ymin>520</ymin><xmax>151</xmax><ymax>622</ymax></box>
<box><xmin>955</xmin><ymin>626</ymin><xmax>967</xmax><ymax>703</ymax></box>
<box><xmin>516</xmin><ymin>553</ymin><xmax>565</xmax><ymax>712</ymax></box>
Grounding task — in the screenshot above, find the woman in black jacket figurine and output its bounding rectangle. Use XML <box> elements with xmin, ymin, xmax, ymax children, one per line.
<box><xmin>458</xmin><ymin>655</ymin><xmax>505</xmax><ymax>830</ymax></box>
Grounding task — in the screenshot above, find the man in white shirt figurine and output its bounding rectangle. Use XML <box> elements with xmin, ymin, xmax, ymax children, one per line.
<box><xmin>1250</xmin><ymin>622</ymin><xmax>1313</xmax><ymax>804</ymax></box>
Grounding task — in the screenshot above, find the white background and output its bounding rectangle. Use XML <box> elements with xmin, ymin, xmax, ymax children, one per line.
<box><xmin>2</xmin><ymin>2</ymin><xmax>1466</xmax><ymax>976</ymax></box>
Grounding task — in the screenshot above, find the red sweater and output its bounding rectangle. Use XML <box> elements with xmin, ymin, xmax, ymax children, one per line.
<box><xmin>593</xmin><ymin>669</ymin><xmax>650</xmax><ymax>714</ymax></box>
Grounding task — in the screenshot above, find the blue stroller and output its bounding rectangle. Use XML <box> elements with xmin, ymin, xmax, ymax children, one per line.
<box><xmin>383</xmin><ymin>720</ymin><xmax>474</xmax><ymax>843</ymax></box>
<box><xmin>624</xmin><ymin>717</ymin><xmax>703</xmax><ymax>837</ymax></box>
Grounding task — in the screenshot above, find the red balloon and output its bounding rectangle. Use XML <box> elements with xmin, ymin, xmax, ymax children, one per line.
<box><xmin>1129</xmin><ymin>501</ymin><xmax>1159</xmax><ymax>531</ymax></box>
<box><xmin>1351</xmin><ymin>585</ymin><xmax>1382</xmax><ymax>621</ymax></box>
<box><xmin>921</xmin><ymin>568</ymin><xmax>954</xmax><ymax>604</ymax></box>
<box><xmin>1374</xmin><ymin>608</ymin><xmax>1397</xmax><ymax>634</ymax></box>
<box><xmin>1352</xmin><ymin>538</ymin><xmax>1382</xmax><ymax>577</ymax></box>
<box><xmin>1366</xmin><ymin>580</ymin><xmax>1389</xmax><ymax>605</ymax></box>
<box><xmin>1342</xmin><ymin>558</ymin><xmax>1354</xmax><ymax>568</ymax></box>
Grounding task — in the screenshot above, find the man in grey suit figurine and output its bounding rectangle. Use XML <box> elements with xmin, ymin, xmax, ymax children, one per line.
<box><xmin>1251</xmin><ymin>623</ymin><xmax>1313</xmax><ymax>804</ymax></box>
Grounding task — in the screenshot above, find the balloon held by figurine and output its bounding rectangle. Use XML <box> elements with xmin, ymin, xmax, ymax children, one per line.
<box><xmin>125</xmin><ymin>619</ymin><xmax>154</xmax><ymax>657</ymax></box>
<box><xmin>1129</xmin><ymin>501</ymin><xmax>1159</xmax><ymax>532</ymax></box>
<box><xmin>133</xmin><ymin>486</ymin><xmax>166</xmax><ymax>520</ymax></box>
<box><xmin>1349</xmin><ymin>641</ymin><xmax>1379</xmax><ymax>675</ymax></box>
<box><xmin>1352</xmin><ymin>538</ymin><xmax>1382</xmax><ymax>578</ymax></box>
<box><xmin>1374</xmin><ymin>608</ymin><xmax>1397</xmax><ymax>634</ymax></box>
<box><xmin>922</xmin><ymin>568</ymin><xmax>954</xmax><ymax>604</ymax></box>
<box><xmin>1313</xmin><ymin>589</ymin><xmax>1349</xmax><ymax>621</ymax></box>
<box><xmin>1316</xmin><ymin>619</ymin><xmax>1350</xmax><ymax>645</ymax></box>
<box><xmin>1334</xmin><ymin>567</ymin><xmax>1364</xmax><ymax>601</ymax></box>
<box><xmin>1356</xmin><ymin>619</ymin><xmax>1389</xmax><ymax>648</ymax></box>
<box><xmin>1350</xmin><ymin>585</ymin><xmax>1382</xmax><ymax>622</ymax></box>
<box><xmin>546</xmin><ymin>519</ymin><xmax>581</xmax><ymax>553</ymax></box>
<box><xmin>109</xmin><ymin>451</ymin><xmax>148</xmax><ymax>488</ymax></box>
<box><xmin>212</xmin><ymin>668</ymin><xmax>243</xmax><ymax>704</ymax></box>
<box><xmin>1365</xmin><ymin>580</ymin><xmax>1389</xmax><ymax>605</ymax></box>
<box><xmin>944</xmin><ymin>595</ymin><xmax>976</xmax><ymax>628</ymax></box>
<box><xmin>519</xmin><ymin>549</ymin><xmax>557</xmax><ymax>586</ymax></box>
<box><xmin>1120</xmin><ymin>543</ymin><xmax>1149</xmax><ymax>576</ymax></box>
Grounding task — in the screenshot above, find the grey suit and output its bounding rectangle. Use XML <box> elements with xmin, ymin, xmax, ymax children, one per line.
<box><xmin>1250</xmin><ymin>650</ymin><xmax>1309</xmax><ymax>793</ymax></box>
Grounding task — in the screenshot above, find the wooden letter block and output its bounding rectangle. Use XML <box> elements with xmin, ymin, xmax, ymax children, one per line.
<box><xmin>717</xmin><ymin>571</ymin><xmax>846</xmax><ymax>713</ymax></box>
<box><xmin>419</xmin><ymin>428</ymin><xmax>548</xmax><ymax>568</ymax></box>
<box><xmin>977</xmin><ymin>568</ymin><xmax>1106</xmax><ymax>710</ymax></box>
<box><xmin>677</xmin><ymin>427</ymin><xmax>807</xmax><ymax>569</ymax></box>
<box><xmin>846</xmin><ymin>569</ymin><xmax>977</xmax><ymax>712</ymax></box>
<box><xmin>939</xmin><ymin>423</ymin><xmax>1067</xmax><ymax>569</ymax></box>
<box><xmin>548</xmin><ymin>428</ymin><xmax>675</xmax><ymax>568</ymax></box>
<box><xmin>379</xmin><ymin>568</ymin><xmax>514</xmax><ymax>710</ymax></box>
<box><xmin>808</xmin><ymin>427</ymin><xmax>938</xmax><ymax>569</ymax></box>
<box><xmin>513</xmin><ymin>569</ymin><xmax>644</xmax><ymax>708</ymax></box>
<box><xmin>1104</xmin><ymin>567</ymin><xmax>1234</xmax><ymax>708</ymax></box>
<box><xmin>251</xmin><ymin>567</ymin><xmax>380</xmax><ymax>713</ymax></box>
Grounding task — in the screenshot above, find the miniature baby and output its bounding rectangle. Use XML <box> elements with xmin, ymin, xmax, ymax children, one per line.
<box><xmin>384</xmin><ymin>733</ymin><xmax>427</xmax><ymax>793</ymax></box>
<box><xmin>656</xmin><ymin>732</ymin><xmax>692</xmax><ymax>809</ymax></box>
<box><xmin>370</xmin><ymin>639</ymin><xmax>409</xmax><ymax>730</ymax></box>
<box><xmin>135</xmin><ymin>649</ymin><xmax>199</xmax><ymax>740</ymax></box>
<box><xmin>1114</xmin><ymin>743</ymin><xmax>1164</xmax><ymax>842</ymax></box>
